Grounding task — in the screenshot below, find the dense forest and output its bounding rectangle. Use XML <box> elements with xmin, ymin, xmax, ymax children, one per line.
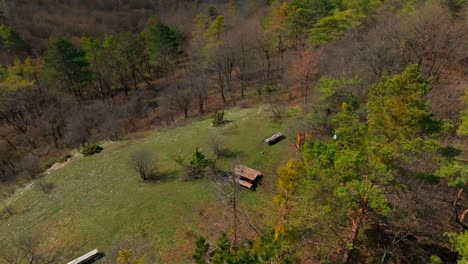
<box><xmin>0</xmin><ymin>0</ymin><xmax>467</xmax><ymax>263</ymax></box>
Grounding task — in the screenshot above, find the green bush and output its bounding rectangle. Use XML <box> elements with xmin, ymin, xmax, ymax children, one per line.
<box><xmin>41</xmin><ymin>158</ymin><xmax>57</xmax><ymax>171</ymax></box>
<box><xmin>179</xmin><ymin>148</ymin><xmax>212</xmax><ymax>181</ymax></box>
<box><xmin>190</xmin><ymin>148</ymin><xmax>209</xmax><ymax>169</ymax></box>
<box><xmin>80</xmin><ymin>144</ymin><xmax>103</xmax><ymax>156</ymax></box>
<box><xmin>58</xmin><ymin>154</ymin><xmax>72</xmax><ymax>163</ymax></box>
<box><xmin>211</xmin><ymin>111</ymin><xmax>225</xmax><ymax>127</ymax></box>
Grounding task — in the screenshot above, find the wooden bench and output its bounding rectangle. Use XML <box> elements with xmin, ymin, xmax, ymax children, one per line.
<box><xmin>265</xmin><ymin>132</ymin><xmax>284</xmax><ymax>145</ymax></box>
<box><xmin>67</xmin><ymin>249</ymin><xmax>100</xmax><ymax>264</ymax></box>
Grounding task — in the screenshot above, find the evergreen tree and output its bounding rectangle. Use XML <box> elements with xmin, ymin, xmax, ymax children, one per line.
<box><xmin>193</xmin><ymin>237</ymin><xmax>210</xmax><ymax>264</ymax></box>
<box><xmin>446</xmin><ymin>231</ymin><xmax>468</xmax><ymax>263</ymax></box>
<box><xmin>192</xmin><ymin>231</ymin><xmax>292</xmax><ymax>264</ymax></box>
<box><xmin>367</xmin><ymin>64</ymin><xmax>436</xmax><ymax>163</ymax></box>
<box><xmin>144</xmin><ymin>21</ymin><xmax>183</xmax><ymax>73</ymax></box>
<box><xmin>81</xmin><ymin>37</ymin><xmax>111</xmax><ymax>100</ymax></box>
<box><xmin>44</xmin><ymin>36</ymin><xmax>91</xmax><ymax>99</ymax></box>
<box><xmin>0</xmin><ymin>23</ymin><xmax>30</xmax><ymax>54</ymax></box>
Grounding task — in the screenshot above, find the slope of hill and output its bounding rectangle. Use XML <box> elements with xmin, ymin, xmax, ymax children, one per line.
<box><xmin>0</xmin><ymin>106</ymin><xmax>300</xmax><ymax>263</ymax></box>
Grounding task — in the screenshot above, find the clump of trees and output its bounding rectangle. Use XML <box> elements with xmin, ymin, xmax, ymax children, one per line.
<box><xmin>194</xmin><ymin>62</ymin><xmax>467</xmax><ymax>262</ymax></box>
<box><xmin>193</xmin><ymin>231</ymin><xmax>292</xmax><ymax>264</ymax></box>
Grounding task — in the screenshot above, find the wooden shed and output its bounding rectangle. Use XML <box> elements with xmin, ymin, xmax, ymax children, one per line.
<box><xmin>233</xmin><ymin>165</ymin><xmax>263</xmax><ymax>190</ymax></box>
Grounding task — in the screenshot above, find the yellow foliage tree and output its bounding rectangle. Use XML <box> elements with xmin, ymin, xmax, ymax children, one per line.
<box><xmin>117</xmin><ymin>248</ymin><xmax>144</xmax><ymax>264</ymax></box>
<box><xmin>204</xmin><ymin>15</ymin><xmax>224</xmax><ymax>50</ymax></box>
<box><xmin>274</xmin><ymin>159</ymin><xmax>304</xmax><ymax>237</ymax></box>
<box><xmin>457</xmin><ymin>89</ymin><xmax>468</xmax><ymax>137</ymax></box>
<box><xmin>0</xmin><ymin>57</ymin><xmax>38</xmax><ymax>90</ymax></box>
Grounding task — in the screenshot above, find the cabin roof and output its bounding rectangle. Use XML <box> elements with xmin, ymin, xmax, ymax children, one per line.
<box><xmin>234</xmin><ymin>165</ymin><xmax>262</xmax><ymax>181</ymax></box>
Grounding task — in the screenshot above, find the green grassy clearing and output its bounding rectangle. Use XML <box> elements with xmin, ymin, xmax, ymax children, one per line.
<box><xmin>0</xmin><ymin>106</ymin><xmax>301</xmax><ymax>263</ymax></box>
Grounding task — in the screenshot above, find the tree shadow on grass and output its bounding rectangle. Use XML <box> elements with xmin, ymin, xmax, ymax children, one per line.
<box><xmin>148</xmin><ymin>169</ymin><xmax>178</xmax><ymax>183</ymax></box>
<box><xmin>212</xmin><ymin>120</ymin><xmax>233</xmax><ymax>127</ymax></box>
<box><xmin>222</xmin><ymin>149</ymin><xmax>243</xmax><ymax>159</ymax></box>
<box><xmin>81</xmin><ymin>252</ymin><xmax>105</xmax><ymax>263</ymax></box>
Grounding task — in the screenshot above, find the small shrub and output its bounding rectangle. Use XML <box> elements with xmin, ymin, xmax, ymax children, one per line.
<box><xmin>185</xmin><ymin>148</ymin><xmax>210</xmax><ymax>180</ymax></box>
<box><xmin>58</xmin><ymin>154</ymin><xmax>72</xmax><ymax>163</ymax></box>
<box><xmin>0</xmin><ymin>203</ymin><xmax>15</xmax><ymax>218</ymax></box>
<box><xmin>190</xmin><ymin>148</ymin><xmax>210</xmax><ymax>170</ymax></box>
<box><xmin>211</xmin><ymin>111</ymin><xmax>225</xmax><ymax>127</ymax></box>
<box><xmin>130</xmin><ymin>150</ymin><xmax>159</xmax><ymax>181</ymax></box>
<box><xmin>80</xmin><ymin>144</ymin><xmax>103</xmax><ymax>156</ymax></box>
<box><xmin>41</xmin><ymin>158</ymin><xmax>57</xmax><ymax>171</ymax></box>
<box><xmin>269</xmin><ymin>103</ymin><xmax>286</xmax><ymax>122</ymax></box>
<box><xmin>177</xmin><ymin>148</ymin><xmax>212</xmax><ymax>181</ymax></box>
<box><xmin>210</xmin><ymin>137</ymin><xmax>226</xmax><ymax>159</ymax></box>
<box><xmin>171</xmin><ymin>153</ymin><xmax>185</xmax><ymax>166</ymax></box>
<box><xmin>39</xmin><ymin>179</ymin><xmax>55</xmax><ymax>193</ymax></box>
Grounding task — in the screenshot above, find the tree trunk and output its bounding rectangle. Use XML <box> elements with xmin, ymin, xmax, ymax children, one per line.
<box><xmin>232</xmin><ymin>176</ymin><xmax>239</xmax><ymax>246</ymax></box>
<box><xmin>240</xmin><ymin>46</ymin><xmax>246</xmax><ymax>98</ymax></box>
<box><xmin>343</xmin><ymin>199</ymin><xmax>367</xmax><ymax>264</ymax></box>
<box><xmin>452</xmin><ymin>184</ymin><xmax>467</xmax><ymax>230</ymax></box>
<box><xmin>132</xmin><ymin>66</ymin><xmax>138</xmax><ymax>91</ymax></box>
<box><xmin>198</xmin><ymin>97</ymin><xmax>204</xmax><ymax>115</ymax></box>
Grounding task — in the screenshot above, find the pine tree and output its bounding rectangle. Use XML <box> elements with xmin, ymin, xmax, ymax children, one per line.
<box><xmin>446</xmin><ymin>231</ymin><xmax>468</xmax><ymax>263</ymax></box>
<box><xmin>193</xmin><ymin>237</ymin><xmax>210</xmax><ymax>264</ymax></box>
<box><xmin>144</xmin><ymin>21</ymin><xmax>182</xmax><ymax>74</ymax></box>
<box><xmin>367</xmin><ymin>64</ymin><xmax>436</xmax><ymax>163</ymax></box>
<box><xmin>44</xmin><ymin>36</ymin><xmax>91</xmax><ymax>100</ymax></box>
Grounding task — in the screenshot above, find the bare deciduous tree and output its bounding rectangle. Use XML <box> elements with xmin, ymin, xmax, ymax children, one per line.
<box><xmin>289</xmin><ymin>50</ymin><xmax>319</xmax><ymax>104</ymax></box>
<box><xmin>399</xmin><ymin>3</ymin><xmax>467</xmax><ymax>83</ymax></box>
<box><xmin>231</xmin><ymin>23</ymin><xmax>256</xmax><ymax>98</ymax></box>
<box><xmin>256</xmin><ymin>29</ymin><xmax>277</xmax><ymax>96</ymax></box>
<box><xmin>130</xmin><ymin>149</ymin><xmax>159</xmax><ymax>181</ymax></box>
<box><xmin>209</xmin><ymin>136</ymin><xmax>227</xmax><ymax>159</ymax></box>
<box><xmin>0</xmin><ymin>234</ymin><xmax>67</xmax><ymax>264</ymax></box>
<box><xmin>208</xmin><ymin>40</ymin><xmax>237</xmax><ymax>104</ymax></box>
<box><xmin>20</xmin><ymin>154</ymin><xmax>40</xmax><ymax>180</ymax></box>
<box><xmin>185</xmin><ymin>66</ymin><xmax>209</xmax><ymax>115</ymax></box>
<box><xmin>163</xmin><ymin>83</ymin><xmax>192</xmax><ymax>119</ymax></box>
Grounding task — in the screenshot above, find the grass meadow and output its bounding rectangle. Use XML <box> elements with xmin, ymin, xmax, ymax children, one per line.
<box><xmin>0</xmin><ymin>106</ymin><xmax>302</xmax><ymax>263</ymax></box>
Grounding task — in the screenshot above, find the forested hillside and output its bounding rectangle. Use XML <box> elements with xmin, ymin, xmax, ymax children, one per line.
<box><xmin>0</xmin><ymin>0</ymin><xmax>467</xmax><ymax>263</ymax></box>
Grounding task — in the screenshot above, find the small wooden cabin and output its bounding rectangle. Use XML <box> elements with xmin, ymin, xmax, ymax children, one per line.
<box><xmin>233</xmin><ymin>165</ymin><xmax>263</xmax><ymax>190</ymax></box>
<box><xmin>265</xmin><ymin>132</ymin><xmax>284</xmax><ymax>145</ymax></box>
